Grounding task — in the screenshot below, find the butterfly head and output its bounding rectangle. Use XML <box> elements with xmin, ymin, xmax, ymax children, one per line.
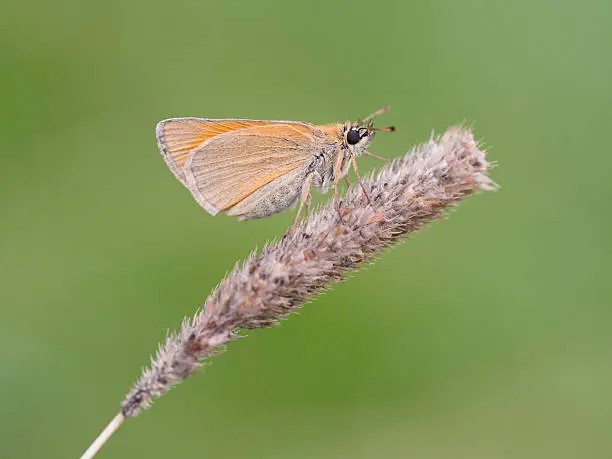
<box><xmin>343</xmin><ymin>105</ymin><xmax>395</xmax><ymax>155</ymax></box>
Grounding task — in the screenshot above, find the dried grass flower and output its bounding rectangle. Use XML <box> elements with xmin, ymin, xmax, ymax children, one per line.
<box><xmin>81</xmin><ymin>126</ymin><xmax>496</xmax><ymax>459</ymax></box>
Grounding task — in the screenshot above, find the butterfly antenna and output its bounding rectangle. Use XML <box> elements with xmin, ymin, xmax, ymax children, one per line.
<box><xmin>374</xmin><ymin>126</ymin><xmax>395</xmax><ymax>132</ymax></box>
<box><xmin>362</xmin><ymin>105</ymin><xmax>391</xmax><ymax>123</ymax></box>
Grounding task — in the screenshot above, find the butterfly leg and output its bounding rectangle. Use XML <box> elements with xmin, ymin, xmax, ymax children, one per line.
<box><xmin>306</xmin><ymin>191</ymin><xmax>312</xmax><ymax>216</ymax></box>
<box><xmin>331</xmin><ymin>153</ymin><xmax>348</xmax><ymax>222</ymax></box>
<box><xmin>293</xmin><ymin>174</ymin><xmax>313</xmax><ymax>227</ymax></box>
<box><xmin>349</xmin><ymin>154</ymin><xmax>373</xmax><ymax>205</ymax></box>
<box><xmin>332</xmin><ymin>151</ymin><xmax>345</xmax><ymax>198</ymax></box>
<box><xmin>363</xmin><ymin>151</ymin><xmax>389</xmax><ymax>162</ymax></box>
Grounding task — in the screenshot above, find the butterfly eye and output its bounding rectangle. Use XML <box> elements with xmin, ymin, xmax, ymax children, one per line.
<box><xmin>346</xmin><ymin>128</ymin><xmax>361</xmax><ymax>145</ymax></box>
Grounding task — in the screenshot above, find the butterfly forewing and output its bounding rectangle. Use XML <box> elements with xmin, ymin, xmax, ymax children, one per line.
<box><xmin>183</xmin><ymin>123</ymin><xmax>316</xmax><ymax>214</ymax></box>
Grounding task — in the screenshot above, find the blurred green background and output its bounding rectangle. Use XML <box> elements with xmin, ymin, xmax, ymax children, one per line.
<box><xmin>2</xmin><ymin>0</ymin><xmax>611</xmax><ymax>458</ymax></box>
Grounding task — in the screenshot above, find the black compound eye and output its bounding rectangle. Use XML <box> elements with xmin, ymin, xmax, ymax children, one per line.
<box><xmin>346</xmin><ymin>128</ymin><xmax>361</xmax><ymax>145</ymax></box>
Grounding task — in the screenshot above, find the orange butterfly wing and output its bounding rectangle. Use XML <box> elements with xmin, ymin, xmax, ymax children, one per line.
<box><xmin>156</xmin><ymin>118</ymin><xmax>319</xmax><ymax>216</ymax></box>
<box><xmin>184</xmin><ymin>123</ymin><xmax>317</xmax><ymax>215</ymax></box>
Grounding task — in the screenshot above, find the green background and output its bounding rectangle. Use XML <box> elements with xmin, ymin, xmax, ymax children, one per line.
<box><xmin>2</xmin><ymin>1</ymin><xmax>611</xmax><ymax>458</ymax></box>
